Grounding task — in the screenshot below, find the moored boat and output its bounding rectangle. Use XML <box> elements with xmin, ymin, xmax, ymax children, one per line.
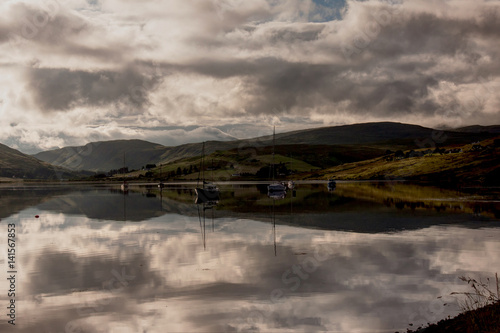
<box><xmin>195</xmin><ymin>142</ymin><xmax>219</xmax><ymax>203</ymax></box>
<box><xmin>327</xmin><ymin>179</ymin><xmax>336</xmax><ymax>191</ymax></box>
<box><xmin>267</xmin><ymin>126</ymin><xmax>287</xmax><ymax>196</ymax></box>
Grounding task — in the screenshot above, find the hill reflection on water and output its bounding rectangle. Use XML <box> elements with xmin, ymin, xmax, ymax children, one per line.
<box><xmin>2</xmin><ymin>182</ymin><xmax>499</xmax><ymax>231</ymax></box>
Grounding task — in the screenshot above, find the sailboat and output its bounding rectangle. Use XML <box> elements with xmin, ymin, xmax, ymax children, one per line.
<box><xmin>267</xmin><ymin>126</ymin><xmax>287</xmax><ymax>195</ymax></box>
<box><xmin>158</xmin><ymin>163</ymin><xmax>164</xmax><ymax>189</ymax></box>
<box><xmin>120</xmin><ymin>153</ymin><xmax>128</xmax><ymax>192</ymax></box>
<box><xmin>195</xmin><ymin>142</ymin><xmax>220</xmax><ymax>203</ymax></box>
<box><xmin>327</xmin><ymin>179</ymin><xmax>336</xmax><ymax>191</ymax></box>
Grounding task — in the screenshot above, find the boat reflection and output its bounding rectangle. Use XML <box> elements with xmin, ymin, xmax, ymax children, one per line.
<box><xmin>267</xmin><ymin>190</ymin><xmax>287</xmax><ymax>199</ymax></box>
<box><xmin>194</xmin><ymin>185</ymin><xmax>219</xmax><ymax>249</ymax></box>
<box><xmin>272</xmin><ymin>198</ymin><xmax>277</xmax><ymax>256</ymax></box>
<box><xmin>195</xmin><ymin>192</ymin><xmax>218</xmax><ymax>249</ymax></box>
<box><xmin>327</xmin><ymin>179</ymin><xmax>336</xmax><ymax>191</ymax></box>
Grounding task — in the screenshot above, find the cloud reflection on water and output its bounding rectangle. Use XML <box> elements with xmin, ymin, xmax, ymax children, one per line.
<box><xmin>0</xmin><ymin>184</ymin><xmax>499</xmax><ymax>332</ymax></box>
<box><xmin>1</xmin><ymin>203</ymin><xmax>498</xmax><ymax>332</ymax></box>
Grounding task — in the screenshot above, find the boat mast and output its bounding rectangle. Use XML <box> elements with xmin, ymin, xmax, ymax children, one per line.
<box><xmin>272</xmin><ymin>126</ymin><xmax>275</xmax><ymax>180</ymax></box>
<box><xmin>202</xmin><ymin>142</ymin><xmax>205</xmax><ymax>188</ymax></box>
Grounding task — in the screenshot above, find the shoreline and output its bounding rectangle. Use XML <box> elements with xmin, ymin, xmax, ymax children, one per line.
<box><xmin>405</xmin><ymin>301</ymin><xmax>500</xmax><ymax>333</ymax></box>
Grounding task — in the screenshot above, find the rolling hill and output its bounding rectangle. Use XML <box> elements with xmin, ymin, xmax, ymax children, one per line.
<box><xmin>454</xmin><ymin>125</ymin><xmax>500</xmax><ymax>134</ymax></box>
<box><xmin>0</xmin><ymin>143</ymin><xmax>82</xmax><ymax>180</ymax></box>
<box><xmin>33</xmin><ymin>139</ymin><xmax>168</xmax><ymax>172</ymax></box>
<box><xmin>314</xmin><ymin>136</ymin><xmax>500</xmax><ymax>185</ymax></box>
<box><xmin>32</xmin><ymin>122</ymin><xmax>499</xmax><ymax>172</ymax></box>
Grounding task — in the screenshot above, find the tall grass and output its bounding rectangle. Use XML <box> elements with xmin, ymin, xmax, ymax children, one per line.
<box><xmin>450</xmin><ymin>273</ymin><xmax>500</xmax><ymax>332</ymax></box>
<box><xmin>451</xmin><ymin>273</ymin><xmax>499</xmax><ymax>311</ymax></box>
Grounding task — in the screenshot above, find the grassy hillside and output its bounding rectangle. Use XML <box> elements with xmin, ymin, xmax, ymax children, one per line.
<box><xmin>118</xmin><ymin>143</ymin><xmax>390</xmax><ymax>181</ymax></box>
<box><xmin>454</xmin><ymin>125</ymin><xmax>500</xmax><ymax>133</ymax></box>
<box><xmin>313</xmin><ymin>136</ymin><xmax>500</xmax><ymax>185</ymax></box>
<box><xmin>0</xmin><ymin>143</ymin><xmax>82</xmax><ymax>180</ymax></box>
<box><xmin>123</xmin><ymin>146</ymin><xmax>322</xmax><ymax>181</ymax></box>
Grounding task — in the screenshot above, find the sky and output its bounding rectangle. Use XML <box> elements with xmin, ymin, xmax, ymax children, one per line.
<box><xmin>1</xmin><ymin>0</ymin><xmax>500</xmax><ymax>154</ymax></box>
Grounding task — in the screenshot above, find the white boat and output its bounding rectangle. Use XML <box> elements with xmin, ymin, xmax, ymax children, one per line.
<box><xmin>158</xmin><ymin>164</ymin><xmax>164</xmax><ymax>189</ymax></box>
<box><xmin>120</xmin><ymin>181</ymin><xmax>128</xmax><ymax>192</ymax></box>
<box><xmin>195</xmin><ymin>142</ymin><xmax>219</xmax><ymax>203</ymax></box>
<box><xmin>120</xmin><ymin>153</ymin><xmax>129</xmax><ymax>192</ymax></box>
<box><xmin>195</xmin><ymin>182</ymin><xmax>220</xmax><ymax>202</ymax></box>
<box><xmin>267</xmin><ymin>126</ymin><xmax>287</xmax><ymax>196</ymax></box>
<box><xmin>268</xmin><ymin>182</ymin><xmax>287</xmax><ymax>192</ymax></box>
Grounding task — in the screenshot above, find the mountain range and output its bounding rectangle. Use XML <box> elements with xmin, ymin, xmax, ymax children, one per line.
<box><xmin>1</xmin><ymin>122</ymin><xmax>498</xmax><ymax>179</ymax></box>
<box><xmin>32</xmin><ymin>122</ymin><xmax>499</xmax><ymax>173</ymax></box>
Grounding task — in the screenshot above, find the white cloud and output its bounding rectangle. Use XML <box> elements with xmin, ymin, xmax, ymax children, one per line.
<box><xmin>1</xmin><ymin>0</ymin><xmax>500</xmax><ymax>153</ymax></box>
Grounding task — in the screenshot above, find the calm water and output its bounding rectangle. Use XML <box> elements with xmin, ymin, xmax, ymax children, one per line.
<box><xmin>1</xmin><ymin>182</ymin><xmax>499</xmax><ymax>332</ymax></box>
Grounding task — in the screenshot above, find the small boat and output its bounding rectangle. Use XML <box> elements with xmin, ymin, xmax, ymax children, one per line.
<box><xmin>267</xmin><ymin>126</ymin><xmax>287</xmax><ymax>195</ymax></box>
<box><xmin>195</xmin><ymin>182</ymin><xmax>220</xmax><ymax>202</ymax></box>
<box><xmin>158</xmin><ymin>164</ymin><xmax>164</xmax><ymax>189</ymax></box>
<box><xmin>268</xmin><ymin>182</ymin><xmax>287</xmax><ymax>192</ymax></box>
<box><xmin>120</xmin><ymin>153</ymin><xmax>129</xmax><ymax>192</ymax></box>
<box><xmin>195</xmin><ymin>142</ymin><xmax>219</xmax><ymax>203</ymax></box>
<box><xmin>327</xmin><ymin>179</ymin><xmax>336</xmax><ymax>191</ymax></box>
<box><xmin>268</xmin><ymin>190</ymin><xmax>287</xmax><ymax>199</ymax></box>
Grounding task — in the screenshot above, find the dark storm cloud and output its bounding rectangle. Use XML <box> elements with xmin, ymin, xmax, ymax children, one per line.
<box><xmin>145</xmin><ymin>2</ymin><xmax>500</xmax><ymax>122</ymax></box>
<box><xmin>233</xmin><ymin>6</ymin><xmax>500</xmax><ymax>118</ymax></box>
<box><xmin>27</xmin><ymin>65</ymin><xmax>161</xmax><ymax>112</ymax></box>
<box><xmin>266</xmin><ymin>24</ymin><xmax>326</xmax><ymax>43</ymax></box>
<box><xmin>209</xmin><ymin>58</ymin><xmax>439</xmax><ymax>117</ymax></box>
<box><xmin>28</xmin><ymin>249</ymin><xmax>162</xmax><ymax>296</ymax></box>
<box><xmin>0</xmin><ymin>23</ymin><xmax>10</xmax><ymax>43</ymax></box>
<box><xmin>364</xmin><ymin>15</ymin><xmax>471</xmax><ymax>59</ymax></box>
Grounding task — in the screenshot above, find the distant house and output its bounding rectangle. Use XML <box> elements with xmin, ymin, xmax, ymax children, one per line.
<box><xmin>394</xmin><ymin>150</ymin><xmax>405</xmax><ymax>160</ymax></box>
<box><xmin>433</xmin><ymin>148</ymin><xmax>446</xmax><ymax>155</ymax></box>
<box><xmin>423</xmin><ymin>149</ymin><xmax>433</xmax><ymax>155</ymax></box>
<box><xmin>408</xmin><ymin>150</ymin><xmax>423</xmax><ymax>158</ymax></box>
<box><xmin>470</xmin><ymin>145</ymin><xmax>483</xmax><ymax>152</ymax></box>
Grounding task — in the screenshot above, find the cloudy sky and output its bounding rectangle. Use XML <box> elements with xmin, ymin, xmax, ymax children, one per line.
<box><xmin>1</xmin><ymin>0</ymin><xmax>500</xmax><ymax>154</ymax></box>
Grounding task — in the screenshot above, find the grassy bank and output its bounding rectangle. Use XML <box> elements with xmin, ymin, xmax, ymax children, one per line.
<box><xmin>413</xmin><ymin>302</ymin><xmax>500</xmax><ymax>332</ymax></box>
<box><xmin>405</xmin><ymin>274</ymin><xmax>500</xmax><ymax>333</ymax></box>
<box><xmin>314</xmin><ymin>137</ymin><xmax>500</xmax><ymax>186</ymax></box>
